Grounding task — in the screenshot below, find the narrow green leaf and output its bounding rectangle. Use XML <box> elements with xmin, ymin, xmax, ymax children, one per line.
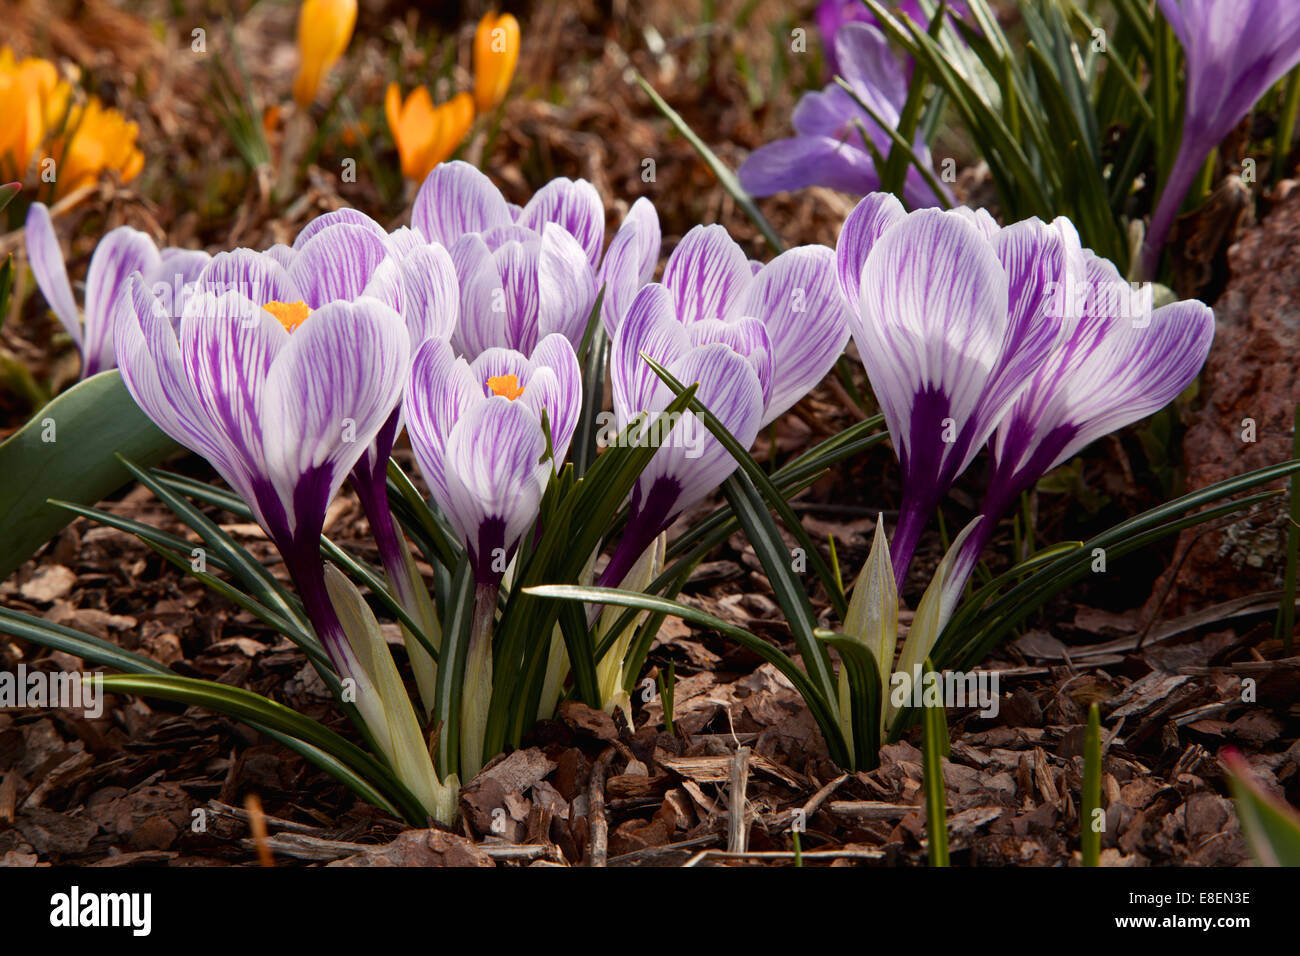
<box><xmin>1082</xmin><ymin>702</ymin><xmax>1102</xmax><ymax>867</ymax></box>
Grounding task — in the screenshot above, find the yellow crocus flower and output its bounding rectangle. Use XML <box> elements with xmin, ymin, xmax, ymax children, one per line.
<box><xmin>292</xmin><ymin>0</ymin><xmax>358</xmax><ymax>109</ymax></box>
<box><xmin>385</xmin><ymin>84</ymin><xmax>474</xmax><ymax>182</ymax></box>
<box><xmin>473</xmin><ymin>12</ymin><xmax>520</xmax><ymax>113</ymax></box>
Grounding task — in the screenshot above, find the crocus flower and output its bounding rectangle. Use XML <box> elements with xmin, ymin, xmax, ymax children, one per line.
<box><xmin>836</xmin><ymin>192</ymin><xmax>1076</xmax><ymax>586</ymax></box>
<box><xmin>273</xmin><ymin>210</ymin><xmax>460</xmax><ymax>716</ymax></box>
<box><xmin>385</xmin><ymin>86</ymin><xmax>474</xmax><ymax>182</ymax></box>
<box><xmin>1141</xmin><ymin>0</ymin><xmax>1300</xmax><ymax>277</ymax></box>
<box><xmin>473</xmin><ymin>11</ymin><xmax>520</xmax><ymax>113</ymax></box>
<box><xmin>604</xmin><ymin>222</ymin><xmax>848</xmax><ymax>427</ymax></box>
<box><xmin>291</xmin><ymin>0</ymin><xmax>357</xmax><ymax>108</ymax></box>
<box><xmin>410</xmin><ymin>161</ymin><xmax>602</xmax><ymax>357</ymax></box>
<box><xmin>0</xmin><ymin>48</ymin><xmax>65</xmax><ymax>183</ymax></box>
<box><xmin>738</xmin><ymin>22</ymin><xmax>949</xmax><ymax>210</ymax></box>
<box><xmin>941</xmin><ymin>250</ymin><xmax>1216</xmax><ymax>617</ymax></box>
<box><xmin>25</xmin><ymin>202</ymin><xmax>210</xmax><ymax>378</ymax></box>
<box><xmin>815</xmin><ymin>0</ymin><xmax>966</xmax><ymax>77</ymax></box>
<box><xmin>404</xmin><ymin>333</ymin><xmax>580</xmax><ymax>777</ymax></box>
<box><xmin>599</xmin><ymin>281</ymin><xmax>770</xmax><ymax>589</ymax></box>
<box><xmin>114</xmin><ymin>249</ymin><xmax>410</xmax><ymax>762</ymax></box>
<box><xmin>0</xmin><ymin>47</ymin><xmax>142</xmax><ymax>196</ymax></box>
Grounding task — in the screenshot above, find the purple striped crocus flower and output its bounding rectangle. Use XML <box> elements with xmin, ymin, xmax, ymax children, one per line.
<box><xmin>25</xmin><ymin>202</ymin><xmax>210</xmax><ymax>378</ymax></box>
<box><xmin>940</xmin><ymin>251</ymin><xmax>1216</xmax><ymax>616</ymax></box>
<box><xmin>604</xmin><ymin>223</ymin><xmax>848</xmax><ymax>425</ymax></box>
<box><xmin>1141</xmin><ymin>0</ymin><xmax>1300</xmax><ymax>277</ymax></box>
<box><xmin>738</xmin><ymin>21</ymin><xmax>950</xmax><ymax>209</ymax></box>
<box><xmin>599</xmin><ymin>282</ymin><xmax>770</xmax><ymax>589</ymax></box>
<box><xmin>836</xmin><ymin>192</ymin><xmax>1077</xmax><ymax>586</ymax></box>
<box><xmin>408</xmin><ymin>160</ymin><xmax>602</xmax><ymax>357</ymax></box>
<box><xmin>114</xmin><ymin>249</ymin><xmax>411</xmax><ymax>739</ymax></box>
<box><xmin>404</xmin><ymin>333</ymin><xmax>581</xmax><ymax>777</ymax></box>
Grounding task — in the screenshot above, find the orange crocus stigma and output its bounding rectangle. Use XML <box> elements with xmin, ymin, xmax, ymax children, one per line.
<box><xmin>264</xmin><ymin>300</ymin><xmax>312</xmax><ymax>333</ymax></box>
<box><xmin>486</xmin><ymin>374</ymin><xmax>524</xmax><ymax>400</ymax></box>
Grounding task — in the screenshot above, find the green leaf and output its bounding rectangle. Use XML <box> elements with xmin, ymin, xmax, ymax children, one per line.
<box><xmin>0</xmin><ymin>371</ymin><xmax>179</xmax><ymax>582</ymax></box>
<box><xmin>97</xmin><ymin>673</ymin><xmax>429</xmax><ymax>825</ymax></box>
<box><xmin>630</xmin><ymin>68</ymin><xmax>786</xmax><ymax>253</ymax></box>
<box><xmin>0</xmin><ymin>605</ymin><xmax>172</xmax><ymax>677</ymax></box>
<box><xmin>524</xmin><ymin>583</ymin><xmax>847</xmax><ymax>756</ymax></box>
<box><xmin>816</xmin><ymin>630</ymin><xmax>882</xmax><ymax>770</ymax></box>
<box><xmin>922</xmin><ymin>673</ymin><xmax>950</xmax><ymax>867</ymax></box>
<box><xmin>1224</xmin><ymin>750</ymin><xmax>1300</xmax><ymax>867</ymax></box>
<box><xmin>0</xmin><ymin>254</ymin><xmax>13</xmax><ymax>325</ymax></box>
<box><xmin>1081</xmin><ymin>702</ymin><xmax>1102</xmax><ymax>867</ymax></box>
<box><xmin>645</xmin><ymin>355</ymin><xmax>848</xmax><ymax>618</ymax></box>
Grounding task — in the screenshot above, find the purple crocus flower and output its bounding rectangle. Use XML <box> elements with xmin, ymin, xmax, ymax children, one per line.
<box><xmin>25</xmin><ymin>202</ymin><xmax>210</xmax><ymax>378</ymax></box>
<box><xmin>604</xmin><ymin>223</ymin><xmax>849</xmax><ymax>425</ymax></box>
<box><xmin>404</xmin><ymin>333</ymin><xmax>581</xmax><ymax>777</ymax></box>
<box><xmin>836</xmin><ymin>192</ymin><xmax>1077</xmax><ymax>586</ymax></box>
<box><xmin>408</xmin><ymin>161</ymin><xmax>602</xmax><ymax>357</ymax></box>
<box><xmin>816</xmin><ymin>0</ymin><xmax>966</xmax><ymax>77</ymax></box>
<box><xmin>1141</xmin><ymin>0</ymin><xmax>1300</xmax><ymax>277</ymax></box>
<box><xmin>599</xmin><ymin>281</ymin><xmax>770</xmax><ymax>589</ymax></box>
<box><xmin>739</xmin><ymin>21</ymin><xmax>950</xmax><ymax>209</ymax></box>
<box><xmin>940</xmin><ymin>251</ymin><xmax>1216</xmax><ymax>616</ymax></box>
<box><xmin>404</xmin><ymin>334</ymin><xmax>581</xmax><ymax>584</ymax></box>
<box><xmin>114</xmin><ymin>251</ymin><xmax>410</xmax><ymax>740</ymax></box>
<box><xmin>266</xmin><ymin>209</ymin><xmax>461</xmax><ymax>717</ymax></box>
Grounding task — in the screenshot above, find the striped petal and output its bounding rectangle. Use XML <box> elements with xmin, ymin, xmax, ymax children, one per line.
<box><xmin>290</xmin><ymin>223</ymin><xmax>392</xmax><ymax>309</ymax></box>
<box><xmin>686</xmin><ymin>317</ymin><xmax>773</xmax><ymax>410</ymax></box>
<box><xmin>537</xmin><ymin>222</ymin><xmax>599</xmax><ymax>350</ymax></box>
<box><xmin>82</xmin><ymin>226</ymin><xmax>162</xmax><ymax>377</ymax></box>
<box><xmin>441</xmin><ymin>397</ymin><xmax>550</xmax><ymax>578</ymax></box>
<box><xmin>412</xmin><ymin>160</ymin><xmax>513</xmax><ymax>248</ymax></box>
<box><xmin>835</xmin><ymin>192</ymin><xmax>905</xmax><ymax>322</ymax></box>
<box><xmin>634</xmin><ymin>343</ymin><xmax>765</xmax><ymax>519</ymax></box>
<box><xmin>518</xmin><ymin>177</ymin><xmax>605</xmax><ymax>267</ymax></box>
<box><xmin>599</xmin><ymin>197</ymin><xmax>661</xmax><ymax>337</ymax></box>
<box><xmin>405</xmin><ymin>338</ymin><xmax>482</xmax><ymax>503</ymax></box>
<box><xmin>611</xmin><ymin>283</ymin><xmax>691</xmax><ymax>421</ymax></box>
<box><xmin>397</xmin><ymin>242</ymin><xmax>459</xmax><ymax>347</ymax></box>
<box><xmin>661</xmin><ymin>224</ymin><xmax>753</xmax><ymax>325</ymax></box>
<box><xmin>24</xmin><ymin>202</ymin><xmax>81</xmax><ymax>346</ymax></box>
<box><xmin>293</xmin><ymin>208</ymin><xmax>388</xmax><ymax>249</ymax></box>
<box><xmin>521</xmin><ymin>332</ymin><xmax>583</xmax><ymax>465</ymax></box>
<box><xmin>197</xmin><ymin>249</ymin><xmax>300</xmax><ymax>305</ymax></box>
<box><xmin>261</xmin><ymin>297</ymin><xmax>410</xmax><ymax>538</ymax></box>
<box><xmin>743</xmin><ymin>244</ymin><xmax>848</xmax><ymax>425</ymax></box>
<box><xmin>856</xmin><ymin>209</ymin><xmax>1009</xmax><ymax>489</ymax></box>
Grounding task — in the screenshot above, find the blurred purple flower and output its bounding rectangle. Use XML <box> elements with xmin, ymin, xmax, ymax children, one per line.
<box><xmin>26</xmin><ymin>201</ymin><xmax>209</xmax><ymax>378</ymax></box>
<box><xmin>408</xmin><ymin>161</ymin><xmax>601</xmax><ymax>357</ymax></box>
<box><xmin>739</xmin><ymin>22</ymin><xmax>950</xmax><ymax>209</ymax></box>
<box><xmin>1141</xmin><ymin>0</ymin><xmax>1300</xmax><ymax>276</ymax></box>
<box><xmin>835</xmin><ymin>193</ymin><xmax>1074</xmax><ymax>586</ymax></box>
<box><xmin>941</xmin><ymin>251</ymin><xmax>1215</xmax><ymax>615</ymax></box>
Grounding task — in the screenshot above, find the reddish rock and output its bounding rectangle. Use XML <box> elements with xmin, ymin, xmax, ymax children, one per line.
<box><xmin>1155</xmin><ymin>183</ymin><xmax>1300</xmax><ymax>614</ymax></box>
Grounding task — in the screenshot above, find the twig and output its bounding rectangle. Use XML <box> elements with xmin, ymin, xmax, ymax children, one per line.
<box><xmin>586</xmin><ymin>745</ymin><xmax>617</xmax><ymax>867</ymax></box>
<box><xmin>727</xmin><ymin>745</ymin><xmax>751</xmax><ymax>853</ymax></box>
<box><xmin>683</xmin><ymin>848</ymin><xmax>886</xmax><ymax>867</ymax></box>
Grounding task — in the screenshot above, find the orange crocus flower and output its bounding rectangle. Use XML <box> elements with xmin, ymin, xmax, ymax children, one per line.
<box><xmin>292</xmin><ymin>0</ymin><xmax>358</xmax><ymax>108</ymax></box>
<box><xmin>385</xmin><ymin>84</ymin><xmax>474</xmax><ymax>182</ymax></box>
<box><xmin>473</xmin><ymin>12</ymin><xmax>520</xmax><ymax>113</ymax></box>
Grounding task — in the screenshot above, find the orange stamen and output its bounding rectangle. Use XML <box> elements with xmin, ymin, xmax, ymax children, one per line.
<box><xmin>486</xmin><ymin>373</ymin><xmax>524</xmax><ymax>400</ymax></box>
<box><xmin>264</xmin><ymin>300</ymin><xmax>312</xmax><ymax>333</ymax></box>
